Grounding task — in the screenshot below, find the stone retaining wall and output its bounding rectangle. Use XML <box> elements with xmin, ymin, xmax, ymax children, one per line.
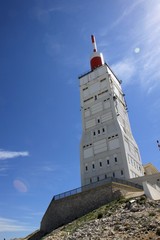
<box><xmin>40</xmin><ymin>183</ymin><xmax>121</xmax><ymax>234</ymax></box>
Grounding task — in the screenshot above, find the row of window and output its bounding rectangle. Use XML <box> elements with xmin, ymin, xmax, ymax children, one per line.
<box><xmin>93</xmin><ymin>127</ymin><xmax>106</xmax><ymax>136</ymax></box>
<box><xmin>88</xmin><ymin>170</ymin><xmax>124</xmax><ymax>183</ymax></box>
<box><xmin>83</xmin><ymin>96</ymin><xmax>94</xmax><ymax>103</ymax></box>
<box><xmin>82</xmin><ymin>78</ymin><xmax>106</xmax><ymax>92</ymax></box>
<box><xmin>83</xmin><ymin>90</ymin><xmax>109</xmax><ymax>103</ymax></box>
<box><xmin>83</xmin><ymin>143</ymin><xmax>92</xmax><ymax>149</ymax></box>
<box><xmin>128</xmin><ymin>156</ymin><xmax>142</xmax><ymax>172</ymax></box>
<box><xmin>83</xmin><ymin>133</ymin><xmax>119</xmax><ymax>149</ymax></box>
<box><xmin>85</xmin><ymin>157</ymin><xmax>118</xmax><ymax>171</ymax></box>
<box><xmin>83</xmin><ymin>97</ymin><xmax>110</xmax><ymax>111</ymax></box>
<box><xmin>93</xmin><ymin>129</ymin><xmax>118</xmax><ymax>139</ymax></box>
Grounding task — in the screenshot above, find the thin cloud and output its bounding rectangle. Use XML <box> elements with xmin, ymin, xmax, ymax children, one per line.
<box><xmin>41</xmin><ymin>165</ymin><xmax>55</xmax><ymax>172</ymax></box>
<box><xmin>43</xmin><ymin>33</ymin><xmax>64</xmax><ymax>57</ymax></box>
<box><xmin>0</xmin><ymin>161</ymin><xmax>10</xmax><ymax>176</ymax></box>
<box><xmin>0</xmin><ymin>150</ymin><xmax>29</xmax><ymax>160</ymax></box>
<box><xmin>110</xmin><ymin>1</ymin><xmax>143</xmax><ymax>30</ymax></box>
<box><xmin>138</xmin><ymin>1</ymin><xmax>160</xmax><ymax>89</ymax></box>
<box><xmin>32</xmin><ymin>4</ymin><xmax>64</xmax><ymax>24</ymax></box>
<box><xmin>111</xmin><ymin>58</ymin><xmax>135</xmax><ymax>85</ymax></box>
<box><xmin>38</xmin><ymin>5</ymin><xmax>63</xmax><ymax>16</ymax></box>
<box><xmin>0</xmin><ymin>217</ymin><xmax>33</xmax><ymax>232</ymax></box>
<box><xmin>106</xmin><ymin>0</ymin><xmax>160</xmax><ymax>92</ymax></box>
<box><xmin>31</xmin><ymin>211</ymin><xmax>44</xmax><ymax>217</ymax></box>
<box><xmin>100</xmin><ymin>0</ymin><xmax>145</xmax><ymax>36</ymax></box>
<box><xmin>32</xmin><ymin>1</ymin><xmax>81</xmax><ymax>24</ymax></box>
<box><xmin>66</xmin><ymin>78</ymin><xmax>77</xmax><ymax>87</ymax></box>
<box><xmin>31</xmin><ymin>163</ymin><xmax>59</xmax><ymax>176</ymax></box>
<box><xmin>0</xmin><ymin>167</ymin><xmax>7</xmax><ymax>172</ymax></box>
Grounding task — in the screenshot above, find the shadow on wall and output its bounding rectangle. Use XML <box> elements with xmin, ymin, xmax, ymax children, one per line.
<box><xmin>27</xmin><ymin>230</ymin><xmax>46</xmax><ymax>240</ymax></box>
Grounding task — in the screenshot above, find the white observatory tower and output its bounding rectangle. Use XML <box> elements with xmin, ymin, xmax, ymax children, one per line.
<box><xmin>79</xmin><ymin>35</ymin><xmax>144</xmax><ymax>186</ymax></box>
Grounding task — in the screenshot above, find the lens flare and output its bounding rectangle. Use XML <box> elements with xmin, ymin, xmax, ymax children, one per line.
<box><xmin>13</xmin><ymin>179</ymin><xmax>28</xmax><ymax>193</ymax></box>
<box><xmin>134</xmin><ymin>47</ymin><xmax>140</xmax><ymax>53</ymax></box>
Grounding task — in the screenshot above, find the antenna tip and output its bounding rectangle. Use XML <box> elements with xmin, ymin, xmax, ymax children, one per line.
<box><xmin>91</xmin><ymin>35</ymin><xmax>95</xmax><ymax>43</ymax></box>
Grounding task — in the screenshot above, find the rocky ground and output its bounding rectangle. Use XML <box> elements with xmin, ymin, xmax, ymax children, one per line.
<box><xmin>23</xmin><ymin>195</ymin><xmax>160</xmax><ymax>240</ymax></box>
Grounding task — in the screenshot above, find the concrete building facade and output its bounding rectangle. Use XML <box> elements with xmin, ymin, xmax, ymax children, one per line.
<box><xmin>143</xmin><ymin>163</ymin><xmax>159</xmax><ymax>175</ymax></box>
<box><xmin>79</xmin><ymin>35</ymin><xmax>144</xmax><ymax>186</ymax></box>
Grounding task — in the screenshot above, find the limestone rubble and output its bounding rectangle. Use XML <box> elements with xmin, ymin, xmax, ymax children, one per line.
<box><xmin>42</xmin><ymin>196</ymin><xmax>160</xmax><ymax>240</ymax></box>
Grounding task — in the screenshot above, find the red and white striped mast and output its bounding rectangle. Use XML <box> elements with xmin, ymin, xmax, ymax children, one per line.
<box><xmin>90</xmin><ymin>35</ymin><xmax>104</xmax><ymax>70</ymax></box>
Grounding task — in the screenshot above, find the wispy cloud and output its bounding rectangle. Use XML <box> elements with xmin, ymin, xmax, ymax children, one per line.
<box><xmin>0</xmin><ymin>150</ymin><xmax>29</xmax><ymax>160</ymax></box>
<box><xmin>43</xmin><ymin>33</ymin><xmax>81</xmax><ymax>68</ymax></box>
<box><xmin>109</xmin><ymin>0</ymin><xmax>144</xmax><ymax>31</ymax></box>
<box><xmin>0</xmin><ymin>217</ymin><xmax>33</xmax><ymax>232</ymax></box>
<box><xmin>31</xmin><ymin>211</ymin><xmax>44</xmax><ymax>217</ymax></box>
<box><xmin>33</xmin><ymin>3</ymin><xmax>64</xmax><ymax>24</ymax></box>
<box><xmin>111</xmin><ymin>58</ymin><xmax>135</xmax><ymax>85</ymax></box>
<box><xmin>137</xmin><ymin>0</ymin><xmax>160</xmax><ymax>90</ymax></box>
<box><xmin>0</xmin><ymin>160</ymin><xmax>9</xmax><ymax>176</ymax></box>
<box><xmin>40</xmin><ymin>165</ymin><xmax>55</xmax><ymax>172</ymax></box>
<box><xmin>31</xmin><ymin>163</ymin><xmax>59</xmax><ymax>176</ymax></box>
<box><xmin>43</xmin><ymin>33</ymin><xmax>64</xmax><ymax>57</ymax></box>
<box><xmin>107</xmin><ymin>0</ymin><xmax>160</xmax><ymax>93</ymax></box>
<box><xmin>100</xmin><ymin>0</ymin><xmax>145</xmax><ymax>37</ymax></box>
<box><xmin>32</xmin><ymin>0</ymin><xmax>81</xmax><ymax>25</ymax></box>
<box><xmin>66</xmin><ymin>78</ymin><xmax>77</xmax><ymax>87</ymax></box>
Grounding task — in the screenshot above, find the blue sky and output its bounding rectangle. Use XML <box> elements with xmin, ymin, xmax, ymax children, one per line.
<box><xmin>0</xmin><ymin>0</ymin><xmax>160</xmax><ymax>239</ymax></box>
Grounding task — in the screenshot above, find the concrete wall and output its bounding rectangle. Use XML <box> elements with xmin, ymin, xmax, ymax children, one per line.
<box><xmin>79</xmin><ymin>64</ymin><xmax>143</xmax><ymax>187</ymax></box>
<box><xmin>129</xmin><ymin>172</ymin><xmax>160</xmax><ymax>187</ymax></box>
<box><xmin>112</xmin><ymin>182</ymin><xmax>143</xmax><ymax>197</ymax></box>
<box><xmin>143</xmin><ymin>181</ymin><xmax>160</xmax><ymax>200</ymax></box>
<box><xmin>40</xmin><ymin>183</ymin><xmax>122</xmax><ymax>234</ymax></box>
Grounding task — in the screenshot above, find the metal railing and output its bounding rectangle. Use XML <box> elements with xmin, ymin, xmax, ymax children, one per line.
<box><xmin>53</xmin><ymin>177</ymin><xmax>143</xmax><ymax>201</ymax></box>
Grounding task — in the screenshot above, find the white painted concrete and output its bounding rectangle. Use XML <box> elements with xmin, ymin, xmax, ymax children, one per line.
<box><xmin>143</xmin><ymin>181</ymin><xmax>160</xmax><ymax>200</ymax></box>
<box><xmin>79</xmin><ymin>63</ymin><xmax>144</xmax><ymax>186</ymax></box>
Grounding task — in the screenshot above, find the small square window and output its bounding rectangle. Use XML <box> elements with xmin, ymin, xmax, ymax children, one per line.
<box><xmin>92</xmin><ymin>163</ymin><xmax>95</xmax><ymax>169</ymax></box>
<box><xmin>102</xmin><ymin>128</ymin><xmax>105</xmax><ymax>133</ymax></box>
<box><xmin>107</xmin><ymin>159</ymin><xmax>109</xmax><ymax>165</ymax></box>
<box><xmin>93</xmin><ymin>131</ymin><xmax>96</xmax><ymax>136</ymax></box>
<box><xmin>121</xmin><ymin>170</ymin><xmax>124</xmax><ymax>175</ymax></box>
<box><xmin>97</xmin><ymin>118</ymin><xmax>100</xmax><ymax>123</ymax></box>
<box><xmin>115</xmin><ymin>157</ymin><xmax>117</xmax><ymax>163</ymax></box>
<box><xmin>98</xmin><ymin>130</ymin><xmax>100</xmax><ymax>134</ymax></box>
<box><xmin>99</xmin><ymin>161</ymin><xmax>102</xmax><ymax>167</ymax></box>
<box><xmin>85</xmin><ymin>166</ymin><xmax>88</xmax><ymax>171</ymax></box>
